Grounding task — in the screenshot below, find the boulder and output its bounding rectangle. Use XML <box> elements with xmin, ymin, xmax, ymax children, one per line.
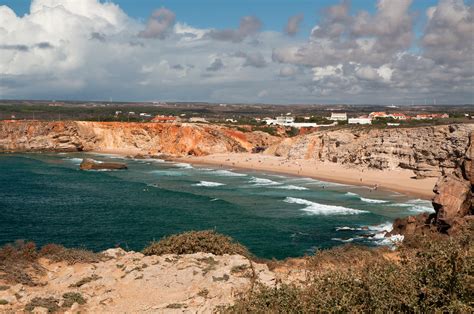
<box><xmin>79</xmin><ymin>158</ymin><xmax>127</xmax><ymax>170</ymax></box>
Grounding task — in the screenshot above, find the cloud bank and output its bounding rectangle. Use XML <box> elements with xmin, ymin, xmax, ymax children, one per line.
<box><xmin>0</xmin><ymin>0</ymin><xmax>472</xmax><ymax>104</ymax></box>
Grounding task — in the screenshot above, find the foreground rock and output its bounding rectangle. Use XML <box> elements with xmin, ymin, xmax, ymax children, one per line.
<box><xmin>0</xmin><ymin>249</ymin><xmax>277</xmax><ymax>313</ymax></box>
<box><xmin>389</xmin><ymin>131</ymin><xmax>473</xmax><ymax>237</ymax></box>
<box><xmin>79</xmin><ymin>158</ymin><xmax>127</xmax><ymax>170</ymax></box>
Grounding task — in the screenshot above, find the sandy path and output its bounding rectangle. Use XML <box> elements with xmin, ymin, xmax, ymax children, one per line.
<box><xmin>176</xmin><ymin>153</ymin><xmax>437</xmax><ymax>200</ymax></box>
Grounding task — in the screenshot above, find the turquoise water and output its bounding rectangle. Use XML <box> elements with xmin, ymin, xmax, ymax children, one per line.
<box><xmin>0</xmin><ymin>153</ymin><xmax>434</xmax><ymax>259</ymax></box>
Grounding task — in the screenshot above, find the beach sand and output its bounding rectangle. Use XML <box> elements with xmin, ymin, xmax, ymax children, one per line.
<box><xmin>176</xmin><ymin>153</ymin><xmax>437</xmax><ymax>200</ymax></box>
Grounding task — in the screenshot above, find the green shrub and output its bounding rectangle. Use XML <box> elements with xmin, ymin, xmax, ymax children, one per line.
<box><xmin>143</xmin><ymin>230</ymin><xmax>250</xmax><ymax>257</ymax></box>
<box><xmin>62</xmin><ymin>292</ymin><xmax>86</xmax><ymax>308</ymax></box>
<box><xmin>24</xmin><ymin>297</ymin><xmax>60</xmax><ymax>313</ymax></box>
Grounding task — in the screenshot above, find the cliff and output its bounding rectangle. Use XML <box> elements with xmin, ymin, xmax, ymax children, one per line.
<box><xmin>0</xmin><ymin>121</ymin><xmax>279</xmax><ymax>156</ymax></box>
<box><xmin>266</xmin><ymin>124</ymin><xmax>474</xmax><ymax>178</ymax></box>
<box><xmin>390</xmin><ymin>130</ymin><xmax>473</xmax><ymax>237</ymax></box>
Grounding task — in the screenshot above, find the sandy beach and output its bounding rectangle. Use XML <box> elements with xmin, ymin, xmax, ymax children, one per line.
<box><xmin>176</xmin><ymin>153</ymin><xmax>438</xmax><ymax>200</ymax></box>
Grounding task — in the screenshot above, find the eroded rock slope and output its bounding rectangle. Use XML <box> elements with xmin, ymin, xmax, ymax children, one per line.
<box><xmin>0</xmin><ymin>121</ymin><xmax>279</xmax><ymax>156</ymax></box>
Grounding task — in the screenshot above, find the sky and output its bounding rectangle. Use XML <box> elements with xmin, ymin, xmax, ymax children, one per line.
<box><xmin>0</xmin><ymin>0</ymin><xmax>472</xmax><ymax>104</ymax></box>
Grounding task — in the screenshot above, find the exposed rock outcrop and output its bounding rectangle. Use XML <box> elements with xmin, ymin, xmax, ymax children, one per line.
<box><xmin>79</xmin><ymin>158</ymin><xmax>127</xmax><ymax>171</ymax></box>
<box><xmin>266</xmin><ymin>124</ymin><xmax>474</xmax><ymax>178</ymax></box>
<box><xmin>0</xmin><ymin>249</ymin><xmax>279</xmax><ymax>313</ymax></box>
<box><xmin>0</xmin><ymin>121</ymin><xmax>280</xmax><ymax>156</ymax></box>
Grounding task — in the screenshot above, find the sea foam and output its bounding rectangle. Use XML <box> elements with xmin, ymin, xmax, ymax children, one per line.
<box><xmin>250</xmin><ymin>177</ymin><xmax>282</xmax><ymax>186</ymax></box>
<box><xmin>212</xmin><ymin>169</ymin><xmax>247</xmax><ymax>177</ymax></box>
<box><xmin>392</xmin><ymin>199</ymin><xmax>435</xmax><ymax>213</ymax></box>
<box><xmin>174</xmin><ymin>163</ymin><xmax>193</xmax><ymax>169</ymax></box>
<box><xmin>345</xmin><ymin>192</ymin><xmax>388</xmax><ymax>204</ymax></box>
<box><xmin>275</xmin><ymin>185</ymin><xmax>308</xmax><ymax>190</ymax></box>
<box><xmin>284</xmin><ymin>197</ymin><xmax>368</xmax><ymax>215</ymax></box>
<box><xmin>194</xmin><ymin>181</ymin><xmax>225</xmax><ymax>187</ymax></box>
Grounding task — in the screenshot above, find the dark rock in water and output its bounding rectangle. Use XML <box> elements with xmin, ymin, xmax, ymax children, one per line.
<box><xmin>79</xmin><ymin>158</ymin><xmax>127</xmax><ymax>170</ymax></box>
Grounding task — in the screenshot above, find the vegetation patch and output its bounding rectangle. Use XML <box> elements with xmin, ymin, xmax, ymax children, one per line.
<box><xmin>226</xmin><ymin>229</ymin><xmax>473</xmax><ymax>313</ymax></box>
<box><xmin>39</xmin><ymin>244</ymin><xmax>106</xmax><ymax>264</ymax></box>
<box><xmin>166</xmin><ymin>303</ymin><xmax>186</xmax><ymax>309</ymax></box>
<box><xmin>0</xmin><ymin>240</ymin><xmax>42</xmax><ymax>286</ymax></box>
<box><xmin>197</xmin><ymin>288</ymin><xmax>209</xmax><ymax>298</ymax></box>
<box><xmin>143</xmin><ymin>230</ymin><xmax>250</xmax><ymax>257</ymax></box>
<box><xmin>0</xmin><ymin>241</ymin><xmax>105</xmax><ymax>286</ymax></box>
<box><xmin>69</xmin><ymin>274</ymin><xmax>101</xmax><ymax>288</ymax></box>
<box><xmin>0</xmin><ymin>299</ymin><xmax>8</xmax><ymax>305</ymax></box>
<box><xmin>25</xmin><ymin>297</ymin><xmax>60</xmax><ymax>313</ymax></box>
<box><xmin>231</xmin><ymin>264</ymin><xmax>249</xmax><ymax>274</ymax></box>
<box><xmin>198</xmin><ymin>256</ymin><xmax>219</xmax><ymax>275</ymax></box>
<box><xmin>0</xmin><ymin>285</ymin><xmax>9</xmax><ymax>291</ymax></box>
<box><xmin>62</xmin><ymin>292</ymin><xmax>86</xmax><ymax>308</ymax></box>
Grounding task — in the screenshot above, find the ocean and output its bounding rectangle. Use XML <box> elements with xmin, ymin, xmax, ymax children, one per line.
<box><xmin>0</xmin><ymin>153</ymin><xmax>434</xmax><ymax>259</ymax></box>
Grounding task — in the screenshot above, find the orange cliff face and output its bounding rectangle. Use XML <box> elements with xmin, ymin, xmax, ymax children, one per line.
<box><xmin>0</xmin><ymin>120</ymin><xmax>280</xmax><ymax>156</ymax></box>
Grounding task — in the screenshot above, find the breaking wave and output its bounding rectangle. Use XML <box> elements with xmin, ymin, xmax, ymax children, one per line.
<box><xmin>174</xmin><ymin>163</ymin><xmax>193</xmax><ymax>169</ymax></box>
<box><xmin>194</xmin><ymin>181</ymin><xmax>225</xmax><ymax>187</ymax></box>
<box><xmin>212</xmin><ymin>169</ymin><xmax>247</xmax><ymax>177</ymax></box>
<box><xmin>392</xmin><ymin>199</ymin><xmax>434</xmax><ymax>213</ymax></box>
<box><xmin>249</xmin><ymin>177</ymin><xmax>282</xmax><ymax>186</ymax></box>
<box><xmin>284</xmin><ymin>197</ymin><xmax>368</xmax><ymax>215</ymax></box>
<box><xmin>345</xmin><ymin>192</ymin><xmax>388</xmax><ymax>204</ymax></box>
<box><xmin>66</xmin><ymin>158</ymin><xmax>83</xmax><ymax>164</ymax></box>
<box><xmin>275</xmin><ymin>185</ymin><xmax>308</xmax><ymax>190</ymax></box>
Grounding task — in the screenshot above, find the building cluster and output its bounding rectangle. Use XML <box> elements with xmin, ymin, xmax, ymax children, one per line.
<box><xmin>264</xmin><ymin>116</ymin><xmax>336</xmax><ymax>128</ymax></box>
<box><xmin>263</xmin><ymin>111</ymin><xmax>450</xmax><ymax>127</ymax></box>
<box><xmin>344</xmin><ymin>111</ymin><xmax>449</xmax><ymax>125</ymax></box>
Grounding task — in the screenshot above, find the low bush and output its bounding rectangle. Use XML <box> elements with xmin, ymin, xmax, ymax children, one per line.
<box><xmin>39</xmin><ymin>244</ymin><xmax>105</xmax><ymax>264</ymax></box>
<box><xmin>143</xmin><ymin>230</ymin><xmax>250</xmax><ymax>257</ymax></box>
<box><xmin>0</xmin><ymin>241</ymin><xmax>41</xmax><ymax>286</ymax></box>
<box><xmin>0</xmin><ymin>241</ymin><xmax>104</xmax><ymax>286</ymax></box>
<box><xmin>62</xmin><ymin>292</ymin><xmax>86</xmax><ymax>308</ymax></box>
<box><xmin>24</xmin><ymin>297</ymin><xmax>60</xmax><ymax>313</ymax></box>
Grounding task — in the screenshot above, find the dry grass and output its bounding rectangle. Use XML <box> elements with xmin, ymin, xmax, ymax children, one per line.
<box><xmin>143</xmin><ymin>230</ymin><xmax>250</xmax><ymax>257</ymax></box>
<box><xmin>39</xmin><ymin>244</ymin><xmax>106</xmax><ymax>264</ymax></box>
<box><xmin>0</xmin><ymin>241</ymin><xmax>104</xmax><ymax>286</ymax></box>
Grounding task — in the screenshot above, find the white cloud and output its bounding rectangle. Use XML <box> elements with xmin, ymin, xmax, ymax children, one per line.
<box><xmin>0</xmin><ymin>0</ymin><xmax>472</xmax><ymax>104</ymax></box>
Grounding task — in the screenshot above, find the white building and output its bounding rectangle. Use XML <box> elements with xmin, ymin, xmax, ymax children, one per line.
<box><xmin>265</xmin><ymin>116</ymin><xmax>335</xmax><ymax>128</ymax></box>
<box><xmin>189</xmin><ymin>117</ymin><xmax>208</xmax><ymax>123</ymax></box>
<box><xmin>348</xmin><ymin>117</ymin><xmax>372</xmax><ymax>125</ymax></box>
<box><xmin>329</xmin><ymin>112</ymin><xmax>348</xmax><ymax>121</ymax></box>
<box><xmin>265</xmin><ymin>116</ymin><xmax>294</xmax><ymax>126</ymax></box>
